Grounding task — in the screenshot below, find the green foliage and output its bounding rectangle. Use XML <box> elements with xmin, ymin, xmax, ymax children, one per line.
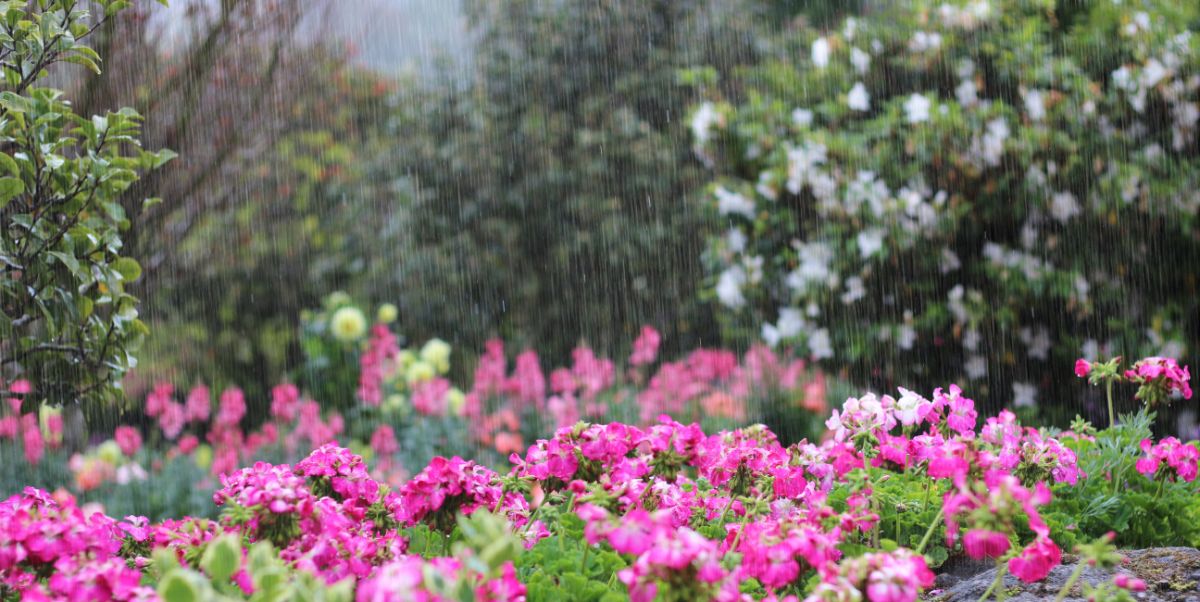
<box><xmin>514</xmin><ymin>502</ymin><xmax>630</xmax><ymax>602</ymax></box>
<box><xmin>0</xmin><ymin>0</ymin><xmax>173</xmax><ymax>410</ymax></box>
<box><xmin>153</xmin><ymin>536</ymin><xmax>354</xmax><ymax>602</ymax></box>
<box><xmin>381</xmin><ymin>0</ymin><xmax>777</xmax><ymax>365</ymax></box>
<box><xmin>697</xmin><ymin>0</ymin><xmax>1200</xmax><ymax>419</ymax></box>
<box><xmin>1045</xmin><ymin>410</ymin><xmax>1200</xmax><ymax>548</ymax></box>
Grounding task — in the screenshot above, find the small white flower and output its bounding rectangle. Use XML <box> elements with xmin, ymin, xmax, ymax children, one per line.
<box><xmin>1049</xmin><ymin>191</ymin><xmax>1080</xmax><ymax>223</ymax></box>
<box><xmin>851</xmin><ymin>47</ymin><xmax>870</xmax><ymax>74</ymax></box>
<box><xmin>792</xmin><ymin>108</ymin><xmax>814</xmax><ymax>127</ymax></box>
<box><xmin>716</xmin><ymin>266</ymin><xmax>747</xmax><ymax>308</ymax></box>
<box><xmin>777</xmin><ymin>307</ymin><xmax>806</xmax><ymax>339</ymax></box>
<box><xmin>955</xmin><ymin>79</ymin><xmax>978</xmax><ymax>107</ymax></box>
<box><xmin>812</xmin><ymin>37</ymin><xmax>830</xmax><ymax>69</ymax></box>
<box><xmin>848</xmin><ymin>82</ymin><xmax>870</xmax><ymax>111</ymax></box>
<box><xmin>965</xmin><ymin>355</ymin><xmax>988</xmax><ymax>379</ymax></box>
<box><xmin>1023</xmin><ymin>89</ymin><xmax>1046</xmax><ymax>121</ymax></box>
<box><xmin>808</xmin><ymin>328</ymin><xmax>834</xmax><ymax>359</ymax></box>
<box><xmin>690</xmin><ymin>102</ymin><xmax>722</xmax><ymax>145</ymax></box>
<box><xmin>715</xmin><ymin>187</ymin><xmax>756</xmax><ymax>219</ymax></box>
<box><xmin>841</xmin><ymin>276</ymin><xmax>866</xmax><ymax>305</ymax></box>
<box><xmin>897</xmin><ymin>324</ymin><xmax>917</xmax><ymax>350</ymax></box>
<box><xmin>786</xmin><ymin>141</ymin><xmax>827</xmax><ymax>194</ymax></box>
<box><xmin>857</xmin><ymin>228</ymin><xmax>885</xmax><ymax>259</ymax></box>
<box><xmin>1012</xmin><ymin>382</ymin><xmax>1038</xmax><ymax>408</ymax></box>
<box><xmin>904</xmin><ymin>93</ymin><xmax>932</xmax><ymax>123</ymax></box>
<box><xmin>726</xmin><ymin>228</ymin><xmax>747</xmax><ymax>253</ymax></box>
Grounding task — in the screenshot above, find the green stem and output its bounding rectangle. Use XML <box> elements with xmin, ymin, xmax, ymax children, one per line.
<box><xmin>718</xmin><ymin>495</ymin><xmax>737</xmax><ymax>524</ymax></box>
<box><xmin>1106</xmin><ymin>379</ymin><xmax>1115</xmax><ymax>429</ymax></box>
<box><xmin>915</xmin><ymin>507</ymin><xmax>944</xmax><ymax>555</ymax></box>
<box><xmin>978</xmin><ymin>560</ymin><xmax>1007</xmax><ymax>602</ymax></box>
<box><xmin>580</xmin><ymin>542</ymin><xmax>590</xmax><ymax>575</ymax></box>
<box><xmin>1052</xmin><ymin>561</ymin><xmax>1087</xmax><ymax>602</ymax></box>
<box><xmin>1155</xmin><ymin>477</ymin><xmax>1165</xmax><ymax>500</ymax></box>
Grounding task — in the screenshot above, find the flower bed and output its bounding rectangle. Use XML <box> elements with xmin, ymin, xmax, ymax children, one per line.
<box><xmin>2</xmin><ymin>372</ymin><xmax>1197</xmax><ymax>601</ymax></box>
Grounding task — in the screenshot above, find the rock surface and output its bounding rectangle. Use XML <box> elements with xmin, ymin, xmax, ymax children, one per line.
<box><xmin>928</xmin><ymin>547</ymin><xmax>1200</xmax><ymax>602</ymax></box>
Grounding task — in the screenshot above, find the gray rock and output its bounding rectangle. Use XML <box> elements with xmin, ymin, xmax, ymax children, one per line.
<box><xmin>928</xmin><ymin>548</ymin><xmax>1200</xmax><ymax>602</ymax></box>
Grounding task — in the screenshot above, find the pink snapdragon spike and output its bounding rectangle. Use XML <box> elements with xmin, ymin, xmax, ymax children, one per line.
<box><xmin>358</xmin><ymin>324</ymin><xmax>399</xmax><ymax>406</ymax></box>
<box><xmin>629</xmin><ymin>325</ymin><xmax>662</xmax><ymax>366</ymax></box>
<box><xmin>1136</xmin><ymin>437</ymin><xmax>1199</xmax><ymax>482</ymax></box>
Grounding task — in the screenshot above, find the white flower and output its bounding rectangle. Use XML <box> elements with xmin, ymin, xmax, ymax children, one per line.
<box><xmin>1012</xmin><ymin>382</ymin><xmax>1038</xmax><ymax>408</ymax></box>
<box><xmin>843</xmin><ymin>17</ymin><xmax>858</xmax><ymax>41</ymax></box>
<box><xmin>330</xmin><ymin>306</ymin><xmax>368</xmax><ymax>342</ymax></box>
<box><xmin>811</xmin><ymin>37</ymin><xmax>830</xmax><ymax>69</ymax></box>
<box><xmin>808</xmin><ymin>328</ymin><xmax>834</xmax><ymax>359</ymax></box>
<box><xmin>792</xmin><ymin>108</ymin><xmax>814</xmax><ymax>127</ymax></box>
<box><xmin>940</xmin><ymin>248</ymin><xmax>962</xmax><ymax>274</ymax></box>
<box><xmin>1140</xmin><ymin>58</ymin><xmax>1168</xmax><ymax>89</ymax></box>
<box><xmin>851</xmin><ymin>47</ymin><xmax>870</xmax><ymax>74</ymax></box>
<box><xmin>726</xmin><ymin>228</ymin><xmax>747</xmax><ymax>253</ymax></box>
<box><xmin>715</xmin><ymin>187</ymin><xmax>756</xmax><ymax>219</ymax></box>
<box><xmin>904</xmin><ymin>93</ymin><xmax>932</xmax><ymax>123</ymax></box>
<box><xmin>755</xmin><ymin>171</ymin><xmax>779</xmax><ymax>201</ymax></box>
<box><xmin>1022</xmin><ymin>89</ymin><xmax>1046</xmax><ymax>121</ymax></box>
<box><xmin>955</xmin><ymin>79</ymin><xmax>978</xmax><ymax>107</ymax></box>
<box><xmin>786</xmin><ymin>141</ymin><xmax>827</xmax><ymax>194</ymax></box>
<box><xmin>716</xmin><ymin>266</ymin><xmax>747</xmax><ymax>308</ymax></box>
<box><xmin>981</xmin><ymin>118</ymin><xmax>1009</xmax><ymax>166</ymax></box>
<box><xmin>777</xmin><ymin>307</ymin><xmax>806</xmax><ymax>339</ymax></box>
<box><xmin>761</xmin><ymin>323</ymin><xmax>781</xmax><ymax>348</ymax></box>
<box><xmin>1049</xmin><ymin>191</ymin><xmax>1080</xmax><ymax>223</ymax></box>
<box><xmin>848</xmin><ymin>82</ymin><xmax>870</xmax><ymax>111</ymax></box>
<box><xmin>893</xmin><ymin>387</ymin><xmax>927</xmax><ymax>426</ymax></box>
<box><xmin>841</xmin><ymin>276</ymin><xmax>866</xmax><ymax>305</ymax></box>
<box><xmin>909</xmin><ymin>31</ymin><xmax>942</xmax><ymax>52</ymax></box>
<box><xmin>965</xmin><ymin>355</ymin><xmax>988</xmax><ymax>379</ymax></box>
<box><xmin>856</xmin><ymin>228</ymin><xmax>885</xmax><ymax>258</ymax></box>
<box><xmin>897</xmin><ymin>324</ymin><xmax>917</xmax><ymax>350</ymax></box>
<box><xmin>786</xmin><ymin>241</ymin><xmax>834</xmax><ymax>294</ymax></box>
<box><xmin>690</xmin><ymin>102</ymin><xmax>722</xmax><ymax>145</ymax></box>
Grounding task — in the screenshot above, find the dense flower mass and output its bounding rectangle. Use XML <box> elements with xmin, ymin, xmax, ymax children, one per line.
<box><xmin>9</xmin><ymin>379</ymin><xmax>1164</xmax><ymax>602</ymax></box>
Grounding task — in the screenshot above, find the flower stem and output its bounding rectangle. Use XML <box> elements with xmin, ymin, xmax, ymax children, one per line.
<box><xmin>915</xmin><ymin>506</ymin><xmax>944</xmax><ymax>555</ymax></box>
<box><xmin>978</xmin><ymin>560</ymin><xmax>1007</xmax><ymax>602</ymax></box>
<box><xmin>1052</xmin><ymin>561</ymin><xmax>1086</xmax><ymax>602</ymax></box>
<box><xmin>1106</xmin><ymin>379</ymin><xmax>1115</xmax><ymax>428</ymax></box>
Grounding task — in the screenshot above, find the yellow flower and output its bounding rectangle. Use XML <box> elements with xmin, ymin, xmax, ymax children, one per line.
<box><xmin>405</xmin><ymin>361</ymin><xmax>436</xmax><ymax>384</ymax></box>
<box><xmin>97</xmin><ymin>440</ymin><xmax>122</xmax><ymax>466</ymax></box>
<box><xmin>446</xmin><ymin>388</ymin><xmax>466</xmax><ymax>416</ymax></box>
<box><xmin>330</xmin><ymin>306</ymin><xmax>367</xmax><ymax>342</ymax></box>
<box><xmin>377</xmin><ymin>303</ymin><xmax>399</xmax><ymax>324</ymax></box>
<box><xmin>384</xmin><ymin>394</ymin><xmax>409</xmax><ymax>415</ymax></box>
<box><xmin>420</xmin><ymin>338</ymin><xmax>452</xmax><ymax>374</ymax></box>
<box><xmin>193</xmin><ymin>444</ymin><xmax>213</xmax><ymax>471</ymax></box>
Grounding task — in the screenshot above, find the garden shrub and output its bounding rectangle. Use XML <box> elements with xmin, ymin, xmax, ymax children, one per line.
<box><xmin>0</xmin><ymin>0</ymin><xmax>174</xmax><ymax>414</ymax></box>
<box><xmin>695</xmin><ymin>0</ymin><xmax>1200</xmax><ymax>419</ymax></box>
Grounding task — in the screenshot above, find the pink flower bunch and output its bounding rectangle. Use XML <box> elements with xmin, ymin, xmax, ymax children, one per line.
<box><xmin>629</xmin><ymin>326</ymin><xmax>661</xmax><ymax>366</ymax></box>
<box><xmin>359</xmin><ymin>324</ymin><xmax>400</xmax><ymax>406</ymax></box>
<box><xmin>394</xmin><ymin>456</ymin><xmax>521</xmax><ymax>530</ymax></box>
<box><xmin>805</xmin><ymin>549</ymin><xmax>934</xmax><ymax>602</ymax></box>
<box><xmin>979</xmin><ymin>411</ymin><xmax>1082</xmax><ymax>485</ymax></box>
<box><xmin>942</xmin><ymin>472</ymin><xmax>1062</xmax><ymax>582</ymax></box>
<box><xmin>412</xmin><ymin>377</ymin><xmax>451</xmax><ymax>416</ymax></box>
<box><xmin>1135</xmin><ymin>437</ymin><xmax>1199</xmax><ymax>482</ymax></box>
<box><xmin>1124</xmin><ymin>356</ymin><xmax>1193</xmax><ymax>405</ymax></box>
<box><xmin>0</xmin><ymin>381</ymin><xmax>58</xmax><ymax>466</ymax></box>
<box><xmin>114</xmin><ymin>426</ymin><xmax>142</xmax><ymax>457</ymax></box>
<box><xmin>0</xmin><ymin>488</ymin><xmax>153</xmax><ymax>601</ymax></box>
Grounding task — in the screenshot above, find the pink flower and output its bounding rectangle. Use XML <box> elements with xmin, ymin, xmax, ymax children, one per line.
<box><xmin>271</xmin><ymin>383</ymin><xmax>301</xmax><ymax>422</ymax></box>
<box><xmin>114</xmin><ymin>426</ymin><xmax>142</xmax><ymax>456</ymax></box>
<box><xmin>412</xmin><ymin>378</ymin><xmax>451</xmax><ymax>416</ymax></box>
<box><xmin>144</xmin><ymin>382</ymin><xmax>173</xmax><ymax>418</ymax></box>
<box><xmin>1136</xmin><ymin>437</ymin><xmax>1199</xmax><ymax>482</ymax></box>
<box><xmin>1008</xmin><ymin>537</ymin><xmax>1061</xmax><ymax>583</ymax></box>
<box><xmin>1074</xmin><ymin>359</ymin><xmax>1091</xmax><ymax>378</ymax></box>
<box><xmin>963</xmin><ymin>529</ymin><xmax>1010</xmax><ymax>559</ymax></box>
<box><xmin>630</xmin><ymin>326</ymin><xmax>662</xmax><ymax>366</ymax></box>
<box><xmin>370</xmin><ymin>424</ymin><xmax>399</xmax><ymax>457</ymax></box>
<box><xmin>216</xmin><ymin>388</ymin><xmax>247</xmax><ymax>429</ymax></box>
<box><xmin>21</xmin><ymin>413</ymin><xmax>43</xmax><ymax>465</ymax></box>
<box><xmin>185</xmin><ymin>385</ymin><xmax>210</xmax><ymax>423</ymax></box>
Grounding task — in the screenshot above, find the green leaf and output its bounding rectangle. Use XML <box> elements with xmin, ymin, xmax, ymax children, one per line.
<box><xmin>112</xmin><ymin>257</ymin><xmax>142</xmax><ymax>282</ymax></box>
<box><xmin>0</xmin><ymin>153</ymin><xmax>19</xmax><ymax>177</ymax></box>
<box><xmin>199</xmin><ymin>534</ymin><xmax>241</xmax><ymax>585</ymax></box>
<box><xmin>0</xmin><ymin>176</ymin><xmax>23</xmax><ymax>207</ymax></box>
<box><xmin>158</xmin><ymin>572</ymin><xmax>202</xmax><ymax>602</ymax></box>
